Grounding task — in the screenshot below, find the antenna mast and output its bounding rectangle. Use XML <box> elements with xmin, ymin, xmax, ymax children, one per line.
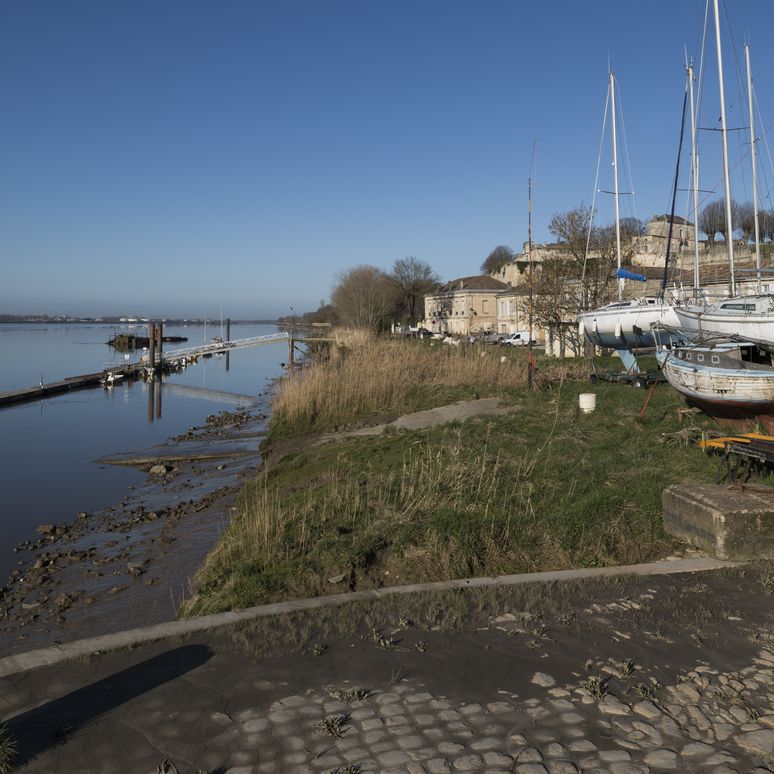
<box><xmin>610</xmin><ymin>71</ymin><xmax>623</xmax><ymax>302</ymax></box>
<box><xmin>745</xmin><ymin>41</ymin><xmax>762</xmax><ymax>293</ymax></box>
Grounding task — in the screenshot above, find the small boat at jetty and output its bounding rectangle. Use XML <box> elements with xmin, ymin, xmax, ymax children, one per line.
<box><xmin>657</xmin><ymin>339</ymin><xmax>774</xmax><ymax>427</ymax></box>
<box><xmin>100</xmin><ymin>371</ymin><xmax>124</xmax><ymax>388</ymax></box>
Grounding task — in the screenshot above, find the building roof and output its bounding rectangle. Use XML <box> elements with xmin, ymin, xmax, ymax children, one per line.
<box><xmin>436</xmin><ymin>275</ymin><xmax>509</xmax><ymax>293</ymax></box>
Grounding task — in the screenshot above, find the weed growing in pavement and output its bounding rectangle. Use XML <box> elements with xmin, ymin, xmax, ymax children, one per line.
<box><xmin>414</xmin><ymin>640</ymin><xmax>428</xmax><ymax>652</ymax></box>
<box><xmin>331</xmin><ymin>688</ymin><xmax>370</xmax><ymax>704</ymax></box>
<box><xmin>0</xmin><ymin>725</ymin><xmax>16</xmax><ymax>774</ymax></box>
<box><xmin>389</xmin><ymin>665</ymin><xmax>404</xmax><ymax>686</ymax></box>
<box><xmin>316</xmin><ymin>715</ymin><xmax>349</xmax><ymax>740</ymax></box>
<box><xmin>758</xmin><ymin>573</ymin><xmax>774</xmax><ymax>595</ymax></box>
<box><xmin>618</xmin><ymin>658</ymin><xmax>636</xmax><ymax>677</ymax></box>
<box><xmin>582</xmin><ymin>677</ymin><xmax>609</xmax><ymax>700</ymax></box>
<box><xmin>311</xmin><ymin>643</ymin><xmax>327</xmax><ymax>656</ymax></box>
<box><xmin>631</xmin><ymin>684</ymin><xmax>658</xmax><ymax>701</ymax></box>
<box><xmin>330</xmin><ymin>766</ymin><xmax>362</xmax><ymax>774</ymax></box>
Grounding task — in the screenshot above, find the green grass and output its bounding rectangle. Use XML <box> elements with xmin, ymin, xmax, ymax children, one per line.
<box><xmin>182</xmin><ymin>375</ymin><xmax>721</xmax><ymax>617</ymax></box>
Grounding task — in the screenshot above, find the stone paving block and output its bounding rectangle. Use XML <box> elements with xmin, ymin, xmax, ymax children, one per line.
<box><xmin>470</xmin><ymin>735</ymin><xmax>501</xmax><ymax>751</ymax></box>
<box><xmin>546</xmin><ymin>763</ymin><xmax>578</xmax><ymax>774</ymax></box>
<box><xmin>398</xmin><ymin>734</ymin><xmax>427</xmax><ymax>749</ymax></box>
<box><xmin>378</xmin><ymin>749</ymin><xmax>411</xmax><ymax>766</ymax></box>
<box><xmin>484</xmin><ymin>750</ymin><xmax>514</xmax><ymax>766</ymax></box>
<box><xmin>426</xmin><ymin>760</ymin><xmax>452</xmax><ymax>774</ymax></box>
<box><xmin>452</xmin><ymin>753</ymin><xmax>484</xmax><ymax>770</ymax></box>
<box><xmin>409</xmin><ymin>747</ymin><xmax>437</xmax><ymax>762</ymax></box>
<box><xmin>385</xmin><ymin>714</ymin><xmax>411</xmax><ymax>727</ymax></box>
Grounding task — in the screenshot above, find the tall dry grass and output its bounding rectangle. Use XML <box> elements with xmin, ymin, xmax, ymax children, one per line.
<box><xmin>182</xmin><ymin>416</ymin><xmax>662</xmax><ymax>616</ymax></box>
<box><xmin>273</xmin><ymin>331</ymin><xmax>588</xmax><ymax>433</ymax></box>
<box><xmin>183</xmin><ymin>427</ymin><xmax>563</xmax><ymax>615</ymax></box>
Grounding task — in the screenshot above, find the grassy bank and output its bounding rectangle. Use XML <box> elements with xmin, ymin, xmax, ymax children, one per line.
<box><xmin>181</xmin><ymin>335</ymin><xmax>721</xmax><ymax>617</ymax></box>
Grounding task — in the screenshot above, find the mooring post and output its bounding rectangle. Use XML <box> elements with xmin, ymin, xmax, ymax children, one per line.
<box><xmin>289</xmin><ymin>331</ymin><xmax>294</xmax><ymax>368</ymax></box>
<box><xmin>155</xmin><ymin>379</ymin><xmax>162</xmax><ymax>419</ymax></box>
<box><xmin>148</xmin><ymin>321</ymin><xmax>156</xmax><ymax>370</ymax></box>
<box><xmin>157</xmin><ymin>321</ymin><xmax>163</xmax><ymax>364</ymax></box>
<box><xmin>225</xmin><ymin>318</ymin><xmax>231</xmax><ymax>371</ymax></box>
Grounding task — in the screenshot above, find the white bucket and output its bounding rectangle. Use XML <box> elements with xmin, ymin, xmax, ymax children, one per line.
<box><xmin>579</xmin><ymin>393</ymin><xmax>596</xmax><ymax>414</ymax></box>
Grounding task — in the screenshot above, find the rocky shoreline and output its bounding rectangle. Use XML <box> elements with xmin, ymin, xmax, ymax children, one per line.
<box><xmin>0</xmin><ymin>404</ymin><xmax>271</xmax><ymax>656</ymax></box>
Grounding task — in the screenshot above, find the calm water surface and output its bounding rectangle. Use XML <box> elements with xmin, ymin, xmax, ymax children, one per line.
<box><xmin>0</xmin><ymin>323</ymin><xmax>286</xmax><ymax>579</ymax></box>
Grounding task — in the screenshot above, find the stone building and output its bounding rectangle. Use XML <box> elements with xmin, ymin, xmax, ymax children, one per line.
<box><xmin>424</xmin><ymin>275</ymin><xmax>508</xmax><ymax>334</ymax></box>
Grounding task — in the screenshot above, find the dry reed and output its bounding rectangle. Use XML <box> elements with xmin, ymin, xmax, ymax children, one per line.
<box><xmin>273</xmin><ymin>333</ymin><xmax>587</xmax><ymax>432</ymax></box>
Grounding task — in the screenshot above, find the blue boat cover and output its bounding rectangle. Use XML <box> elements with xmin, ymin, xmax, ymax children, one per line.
<box><xmin>617</xmin><ymin>268</ymin><xmax>646</xmax><ymax>282</ymax></box>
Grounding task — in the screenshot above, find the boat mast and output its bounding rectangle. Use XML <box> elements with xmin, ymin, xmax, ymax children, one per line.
<box><xmin>745</xmin><ymin>41</ymin><xmax>762</xmax><ymax>293</ymax></box>
<box><xmin>610</xmin><ymin>71</ymin><xmax>623</xmax><ymax>302</ymax></box>
<box><xmin>713</xmin><ymin>0</ymin><xmax>736</xmax><ymax>296</ymax></box>
<box><xmin>688</xmin><ymin>60</ymin><xmax>701</xmax><ymax>297</ymax></box>
<box><xmin>527</xmin><ymin>138</ymin><xmax>536</xmax><ymax>387</ymax></box>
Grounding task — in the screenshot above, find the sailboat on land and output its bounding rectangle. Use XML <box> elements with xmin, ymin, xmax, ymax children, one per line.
<box><xmin>658</xmin><ymin>1</ymin><xmax>774</xmax><ymax>426</ymax></box>
<box><xmin>577</xmin><ymin>71</ymin><xmax>680</xmax><ymax>352</ymax></box>
<box><xmin>673</xmin><ymin>6</ymin><xmax>774</xmax><ymax>342</ymax></box>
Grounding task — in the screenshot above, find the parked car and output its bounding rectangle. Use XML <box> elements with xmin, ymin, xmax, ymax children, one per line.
<box><xmin>502</xmin><ymin>331</ymin><xmax>535</xmax><ymax>347</ymax></box>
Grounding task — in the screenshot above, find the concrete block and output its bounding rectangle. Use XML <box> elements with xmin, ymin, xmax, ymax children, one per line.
<box><xmin>663</xmin><ymin>483</ymin><xmax>774</xmax><ymax>560</ymax></box>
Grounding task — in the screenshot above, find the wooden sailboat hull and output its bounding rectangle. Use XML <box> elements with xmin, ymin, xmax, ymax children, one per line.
<box><xmin>659</xmin><ymin>351</ymin><xmax>774</xmax><ymax>425</ymax></box>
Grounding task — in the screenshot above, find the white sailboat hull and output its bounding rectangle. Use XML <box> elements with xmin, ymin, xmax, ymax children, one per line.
<box><xmin>578</xmin><ymin>301</ymin><xmax>680</xmax><ymax>349</ymax></box>
<box><xmin>674</xmin><ymin>298</ymin><xmax>774</xmax><ymax>344</ymax></box>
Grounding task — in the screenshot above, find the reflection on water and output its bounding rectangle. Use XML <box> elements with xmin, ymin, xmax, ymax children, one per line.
<box><xmin>0</xmin><ymin>323</ymin><xmax>285</xmax><ymax>580</ymax></box>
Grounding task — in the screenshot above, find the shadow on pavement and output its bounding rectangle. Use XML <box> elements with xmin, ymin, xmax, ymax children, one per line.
<box><xmin>6</xmin><ymin>644</ymin><xmax>212</xmax><ymax>768</ymax></box>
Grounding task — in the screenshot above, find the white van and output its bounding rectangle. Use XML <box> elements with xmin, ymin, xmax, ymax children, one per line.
<box><xmin>502</xmin><ymin>331</ymin><xmax>535</xmax><ymax>347</ymax></box>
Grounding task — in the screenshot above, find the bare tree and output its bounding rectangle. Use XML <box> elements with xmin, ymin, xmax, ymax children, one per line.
<box><xmin>390</xmin><ymin>257</ymin><xmax>440</xmax><ymax>324</ymax></box>
<box><xmin>699</xmin><ymin>199</ymin><xmax>730</xmax><ymax>247</ymax></box>
<box><xmin>331</xmin><ymin>265</ymin><xmax>400</xmax><ymax>331</ymax></box>
<box><xmin>735</xmin><ymin>201</ymin><xmax>758</xmax><ymax>244</ymax></box>
<box><xmin>480</xmin><ymin>245</ymin><xmax>515</xmax><ymax>275</ymax></box>
<box><xmin>761</xmin><ymin>210</ymin><xmax>774</xmax><ymax>243</ymax></box>
<box><xmin>619</xmin><ymin>217</ymin><xmax>645</xmax><ymax>237</ymax></box>
<box><xmin>532</xmin><ymin>205</ymin><xmax>642</xmax><ymax>354</ymax></box>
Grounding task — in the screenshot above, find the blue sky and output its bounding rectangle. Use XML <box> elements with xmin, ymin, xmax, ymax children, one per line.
<box><xmin>2</xmin><ymin>0</ymin><xmax>774</xmax><ymax>318</ymax></box>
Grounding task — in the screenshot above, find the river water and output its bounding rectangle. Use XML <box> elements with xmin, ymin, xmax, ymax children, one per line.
<box><xmin>0</xmin><ymin>322</ymin><xmax>287</xmax><ymax>581</ymax></box>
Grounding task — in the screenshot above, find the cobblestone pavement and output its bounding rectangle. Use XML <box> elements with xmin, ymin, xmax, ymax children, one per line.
<box><xmin>2</xmin><ymin>569</ymin><xmax>774</xmax><ymax>773</ymax></box>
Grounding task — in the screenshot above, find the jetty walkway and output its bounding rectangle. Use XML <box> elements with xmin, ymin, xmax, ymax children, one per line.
<box><xmin>0</xmin><ymin>332</ymin><xmax>293</xmax><ymax>408</ymax></box>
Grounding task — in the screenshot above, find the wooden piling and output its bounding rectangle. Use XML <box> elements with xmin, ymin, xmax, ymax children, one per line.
<box><xmin>148</xmin><ymin>322</ymin><xmax>156</xmax><ymax>370</ymax></box>
<box><xmin>156</xmin><ymin>321</ymin><xmax>163</xmax><ymax>362</ymax></box>
<box><xmin>155</xmin><ymin>379</ymin><xmax>162</xmax><ymax>419</ymax></box>
<box><xmin>226</xmin><ymin>318</ymin><xmax>231</xmax><ymax>371</ymax></box>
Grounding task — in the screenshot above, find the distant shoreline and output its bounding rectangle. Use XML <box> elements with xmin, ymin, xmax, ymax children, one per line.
<box><xmin>0</xmin><ymin>317</ymin><xmax>280</xmax><ymax>325</ymax></box>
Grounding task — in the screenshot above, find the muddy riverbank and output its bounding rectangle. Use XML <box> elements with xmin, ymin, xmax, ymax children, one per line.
<box><xmin>0</xmin><ymin>404</ymin><xmax>271</xmax><ymax>656</ymax></box>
